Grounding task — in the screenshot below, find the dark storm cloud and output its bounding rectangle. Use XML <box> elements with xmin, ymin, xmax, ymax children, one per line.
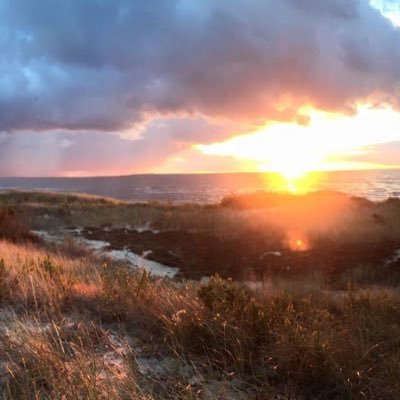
<box><xmin>1</xmin><ymin>0</ymin><xmax>400</xmax><ymax>133</ymax></box>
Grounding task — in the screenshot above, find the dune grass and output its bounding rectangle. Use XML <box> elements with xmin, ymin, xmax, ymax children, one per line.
<box><xmin>0</xmin><ymin>236</ymin><xmax>399</xmax><ymax>399</ymax></box>
<box><xmin>0</xmin><ymin>191</ymin><xmax>400</xmax><ymax>398</ymax></box>
<box><xmin>2</xmin><ymin>190</ymin><xmax>400</xmax><ymax>244</ymax></box>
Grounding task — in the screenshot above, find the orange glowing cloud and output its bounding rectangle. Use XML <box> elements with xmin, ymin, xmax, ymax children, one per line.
<box><xmin>195</xmin><ymin>105</ymin><xmax>400</xmax><ymax>179</ymax></box>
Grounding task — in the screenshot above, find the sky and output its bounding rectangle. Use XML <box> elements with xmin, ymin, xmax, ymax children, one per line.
<box><xmin>0</xmin><ymin>0</ymin><xmax>400</xmax><ymax>177</ymax></box>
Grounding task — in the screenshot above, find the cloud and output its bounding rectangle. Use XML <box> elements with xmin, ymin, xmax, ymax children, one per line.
<box><xmin>1</xmin><ymin>0</ymin><xmax>400</xmax><ymax>134</ymax></box>
<box><xmin>0</xmin><ymin>0</ymin><xmax>399</xmax><ymax>175</ymax></box>
<box><xmin>0</xmin><ymin>115</ymin><xmax>240</xmax><ymax>176</ymax></box>
<box><xmin>352</xmin><ymin>140</ymin><xmax>400</xmax><ymax>166</ymax></box>
<box><xmin>0</xmin><ymin>130</ymin><xmax>169</xmax><ymax>176</ymax></box>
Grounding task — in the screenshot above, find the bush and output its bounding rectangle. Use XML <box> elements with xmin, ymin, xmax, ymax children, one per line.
<box><xmin>167</xmin><ymin>275</ymin><xmax>270</xmax><ymax>376</ymax></box>
<box><xmin>0</xmin><ymin>205</ymin><xmax>36</xmax><ymax>242</ymax></box>
<box><xmin>198</xmin><ymin>275</ymin><xmax>268</xmax><ymax>333</ymax></box>
<box><xmin>100</xmin><ymin>263</ymin><xmax>157</xmax><ymax>324</ymax></box>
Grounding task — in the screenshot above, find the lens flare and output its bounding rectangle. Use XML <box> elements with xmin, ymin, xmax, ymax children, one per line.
<box><xmin>286</xmin><ymin>230</ymin><xmax>309</xmax><ymax>251</ymax></box>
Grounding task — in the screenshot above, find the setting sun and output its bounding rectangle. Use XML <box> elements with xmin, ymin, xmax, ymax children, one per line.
<box><xmin>195</xmin><ymin>105</ymin><xmax>400</xmax><ymax>182</ymax></box>
<box><xmin>258</xmin><ymin>138</ymin><xmax>322</xmax><ymax>179</ymax></box>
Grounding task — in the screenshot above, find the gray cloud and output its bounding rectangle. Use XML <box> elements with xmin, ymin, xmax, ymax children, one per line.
<box><xmin>1</xmin><ymin>0</ymin><xmax>400</xmax><ymax>134</ymax></box>
<box><xmin>0</xmin><ymin>116</ymin><xmax>237</xmax><ymax>175</ymax></box>
<box><xmin>0</xmin><ymin>130</ymin><xmax>173</xmax><ymax>176</ymax></box>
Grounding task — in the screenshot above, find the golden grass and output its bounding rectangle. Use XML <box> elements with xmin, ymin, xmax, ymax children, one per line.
<box><xmin>0</xmin><ymin>191</ymin><xmax>400</xmax><ymax>398</ymax></box>
<box><xmin>0</xmin><ymin>237</ymin><xmax>399</xmax><ymax>398</ymax></box>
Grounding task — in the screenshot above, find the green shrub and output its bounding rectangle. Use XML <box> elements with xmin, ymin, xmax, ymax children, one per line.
<box><xmin>198</xmin><ymin>275</ymin><xmax>268</xmax><ymax>335</ymax></box>
<box><xmin>166</xmin><ymin>275</ymin><xmax>270</xmax><ymax>376</ymax></box>
<box><xmin>41</xmin><ymin>255</ymin><xmax>62</xmax><ymax>279</ymax></box>
<box><xmin>100</xmin><ymin>263</ymin><xmax>153</xmax><ymax>318</ymax></box>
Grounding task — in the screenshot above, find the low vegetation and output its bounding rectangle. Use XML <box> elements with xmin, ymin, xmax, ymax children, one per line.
<box><xmin>0</xmin><ymin>191</ymin><xmax>399</xmax><ymax>398</ymax></box>
<box><xmin>2</xmin><ymin>189</ymin><xmax>400</xmax><ymax>243</ymax></box>
<box><xmin>0</xmin><ymin>238</ymin><xmax>399</xmax><ymax>399</ymax></box>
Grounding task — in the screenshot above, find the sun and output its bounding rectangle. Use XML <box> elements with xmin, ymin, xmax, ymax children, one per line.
<box><xmin>195</xmin><ymin>116</ymin><xmax>326</xmax><ymax>182</ymax></box>
<box><xmin>195</xmin><ymin>104</ymin><xmax>400</xmax><ymax>183</ymax></box>
<box><xmin>258</xmin><ymin>135</ymin><xmax>323</xmax><ymax>179</ymax></box>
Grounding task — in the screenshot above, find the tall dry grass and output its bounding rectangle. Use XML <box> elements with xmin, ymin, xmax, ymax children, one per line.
<box><xmin>1</xmin><ymin>238</ymin><xmax>399</xmax><ymax>398</ymax></box>
<box><xmin>0</xmin><ymin>190</ymin><xmax>400</xmax><ymax>398</ymax></box>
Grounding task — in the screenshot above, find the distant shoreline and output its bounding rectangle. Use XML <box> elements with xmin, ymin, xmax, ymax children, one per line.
<box><xmin>0</xmin><ymin>167</ymin><xmax>400</xmax><ymax>179</ymax></box>
<box><xmin>0</xmin><ymin>170</ymin><xmax>399</xmax><ymax>202</ymax></box>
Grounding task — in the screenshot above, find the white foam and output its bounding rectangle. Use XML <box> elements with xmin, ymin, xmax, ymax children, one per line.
<box><xmin>67</xmin><ymin>227</ymin><xmax>84</xmax><ymax>235</ymax></box>
<box><xmin>80</xmin><ymin>238</ymin><xmax>110</xmax><ymax>251</ymax></box>
<box><xmin>385</xmin><ymin>249</ymin><xmax>400</xmax><ymax>266</ymax></box>
<box><xmin>134</xmin><ymin>222</ymin><xmax>159</xmax><ymax>233</ymax></box>
<box><xmin>260</xmin><ymin>251</ymin><xmax>282</xmax><ymax>259</ymax></box>
<box><xmin>31</xmin><ymin>229</ymin><xmax>178</xmax><ymax>279</ymax></box>
<box><xmin>31</xmin><ymin>230</ymin><xmax>61</xmax><ymax>243</ymax></box>
<box><xmin>108</xmin><ymin>248</ymin><xmax>178</xmax><ymax>278</ymax></box>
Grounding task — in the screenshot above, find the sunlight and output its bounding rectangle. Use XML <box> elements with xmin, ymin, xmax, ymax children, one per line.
<box><xmin>370</xmin><ymin>0</ymin><xmax>400</xmax><ymax>27</ymax></box>
<box><xmin>261</xmin><ymin>171</ymin><xmax>322</xmax><ymax>194</ymax></box>
<box><xmin>195</xmin><ymin>105</ymin><xmax>400</xmax><ymax>182</ymax></box>
<box><xmin>258</xmin><ymin>134</ymin><xmax>322</xmax><ymax>179</ymax></box>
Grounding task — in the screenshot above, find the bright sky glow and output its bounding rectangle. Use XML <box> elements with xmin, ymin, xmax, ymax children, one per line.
<box><xmin>370</xmin><ymin>0</ymin><xmax>400</xmax><ymax>26</ymax></box>
<box><xmin>195</xmin><ymin>106</ymin><xmax>400</xmax><ymax>179</ymax></box>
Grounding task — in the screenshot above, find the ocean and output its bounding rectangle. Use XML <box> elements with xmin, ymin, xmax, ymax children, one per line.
<box><xmin>0</xmin><ymin>170</ymin><xmax>399</xmax><ymax>203</ymax></box>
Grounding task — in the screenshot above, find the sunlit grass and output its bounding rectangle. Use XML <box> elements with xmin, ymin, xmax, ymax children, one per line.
<box><xmin>0</xmin><ymin>191</ymin><xmax>400</xmax><ymax>397</ymax></box>
<box><xmin>0</xmin><ymin>237</ymin><xmax>399</xmax><ymax>398</ymax></box>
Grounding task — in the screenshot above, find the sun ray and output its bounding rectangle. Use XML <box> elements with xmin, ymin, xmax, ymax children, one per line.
<box><xmin>195</xmin><ymin>105</ymin><xmax>400</xmax><ymax>187</ymax></box>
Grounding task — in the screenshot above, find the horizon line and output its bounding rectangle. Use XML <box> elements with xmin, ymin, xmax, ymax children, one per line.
<box><xmin>0</xmin><ymin>167</ymin><xmax>399</xmax><ymax>180</ymax></box>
